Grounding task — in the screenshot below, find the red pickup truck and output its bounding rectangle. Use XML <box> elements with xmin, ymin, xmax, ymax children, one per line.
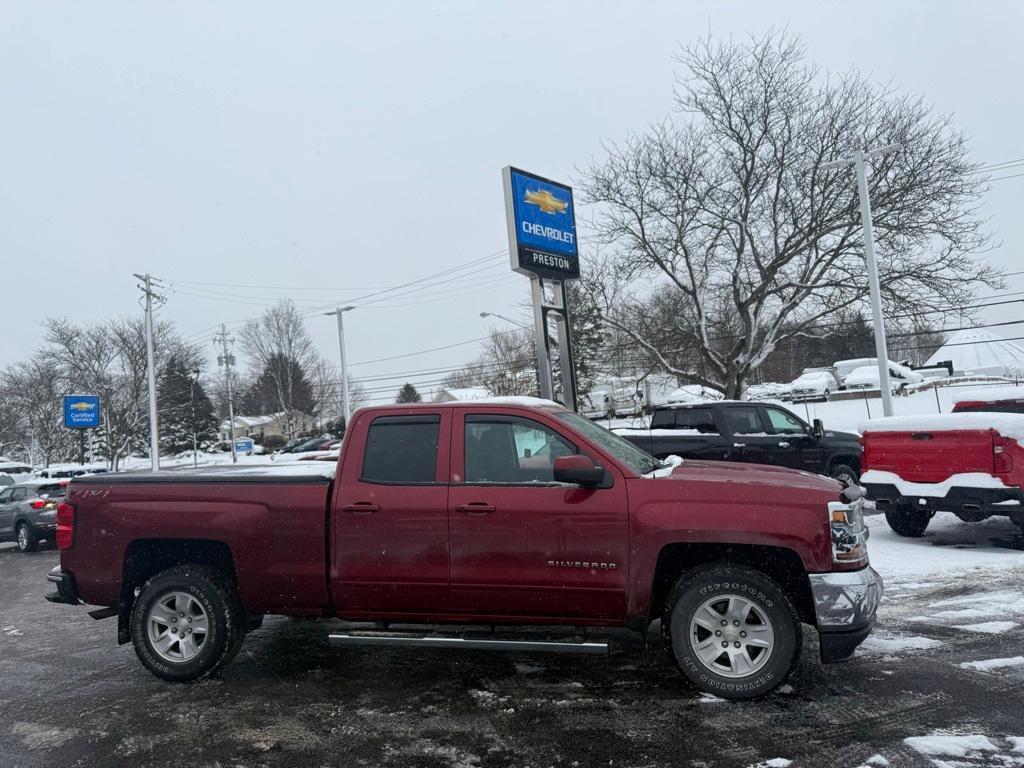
<box><xmin>860</xmin><ymin>403</ymin><xmax>1024</xmax><ymax>537</ymax></box>
<box><xmin>47</xmin><ymin>399</ymin><xmax>881</xmax><ymax>699</ymax></box>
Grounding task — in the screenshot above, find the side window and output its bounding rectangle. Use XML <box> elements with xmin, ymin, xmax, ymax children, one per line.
<box><xmin>675</xmin><ymin>408</ymin><xmax>718</xmax><ymax>433</ymax></box>
<box><xmin>723</xmin><ymin>407</ymin><xmax>764</xmax><ymax>435</ymax></box>
<box><xmin>360</xmin><ymin>415</ymin><xmax>440</xmax><ymax>484</ymax></box>
<box><xmin>764</xmin><ymin>407</ymin><xmax>806</xmax><ymax>435</ymax></box>
<box><xmin>10</xmin><ymin>488</ymin><xmax>27</xmax><ymax>502</ymax></box>
<box><xmin>0</xmin><ymin>489</ymin><xmax>11</xmax><ymax>503</ymax></box>
<box><xmin>465</xmin><ymin>417</ymin><xmax>576</xmax><ymax>484</ymax></box>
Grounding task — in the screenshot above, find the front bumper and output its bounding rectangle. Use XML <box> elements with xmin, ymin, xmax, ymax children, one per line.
<box><xmin>809</xmin><ymin>566</ymin><xmax>883</xmax><ymax>662</ymax></box>
<box><xmin>45</xmin><ymin>566</ymin><xmax>81</xmax><ymax>606</ymax></box>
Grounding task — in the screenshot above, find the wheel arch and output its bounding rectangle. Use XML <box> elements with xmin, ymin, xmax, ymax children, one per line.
<box><xmin>828</xmin><ymin>453</ymin><xmax>861</xmax><ymax>476</ymax></box>
<box><xmin>649</xmin><ymin>542</ymin><xmax>816</xmax><ymax>626</ymax></box>
<box><xmin>117</xmin><ymin>539</ymin><xmax>238</xmax><ymax>644</ymax></box>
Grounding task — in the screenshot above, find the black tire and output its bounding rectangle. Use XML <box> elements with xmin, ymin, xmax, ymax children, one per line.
<box><xmin>130</xmin><ymin>565</ymin><xmax>245</xmax><ymax>682</ymax></box>
<box><xmin>885</xmin><ymin>509</ymin><xmax>932</xmax><ymax>537</ymax></box>
<box><xmin>15</xmin><ymin>522</ymin><xmax>39</xmax><ymax>553</ymax></box>
<box><xmin>829</xmin><ymin>463</ymin><xmax>859</xmax><ymax>487</ymax></box>
<box><xmin>664</xmin><ymin>563</ymin><xmax>800</xmax><ymax>700</ymax></box>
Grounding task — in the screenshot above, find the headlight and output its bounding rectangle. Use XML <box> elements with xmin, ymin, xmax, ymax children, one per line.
<box><xmin>828</xmin><ymin>499</ymin><xmax>869</xmax><ymax>564</ymax></box>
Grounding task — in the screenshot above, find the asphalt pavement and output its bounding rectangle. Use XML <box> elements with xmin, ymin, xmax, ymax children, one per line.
<box><xmin>1</xmin><ymin>542</ymin><xmax>1022</xmax><ymax>768</ymax></box>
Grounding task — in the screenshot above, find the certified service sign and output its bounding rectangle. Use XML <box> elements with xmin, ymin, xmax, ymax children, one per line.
<box><xmin>64</xmin><ymin>394</ymin><xmax>101</xmax><ymax>429</ymax></box>
<box><xmin>503</xmin><ymin>167</ymin><xmax>579</xmax><ymax>280</ymax></box>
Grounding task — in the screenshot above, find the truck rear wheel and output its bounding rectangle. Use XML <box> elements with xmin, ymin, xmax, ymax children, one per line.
<box><xmin>130</xmin><ymin>565</ymin><xmax>244</xmax><ymax>682</ymax></box>
<box><xmin>885</xmin><ymin>509</ymin><xmax>932</xmax><ymax>537</ymax></box>
<box><xmin>664</xmin><ymin>564</ymin><xmax>800</xmax><ymax>700</ymax></box>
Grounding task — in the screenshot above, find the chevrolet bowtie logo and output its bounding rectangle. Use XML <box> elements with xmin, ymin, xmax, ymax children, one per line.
<box><xmin>69</xmin><ymin>401</ymin><xmax>96</xmax><ymax>411</ymax></box>
<box><xmin>524</xmin><ymin>188</ymin><xmax>568</xmax><ymax>215</ymax></box>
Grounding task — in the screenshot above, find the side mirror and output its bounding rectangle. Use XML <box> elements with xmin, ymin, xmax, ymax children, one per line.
<box><xmin>812</xmin><ymin>418</ymin><xmax>825</xmax><ymax>440</ymax></box>
<box><xmin>553</xmin><ymin>455</ymin><xmax>605</xmax><ymax>487</ymax></box>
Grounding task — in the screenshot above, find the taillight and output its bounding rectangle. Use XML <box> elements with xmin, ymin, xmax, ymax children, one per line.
<box><xmin>56</xmin><ymin>501</ymin><xmax>75</xmax><ymax>550</ymax></box>
<box><xmin>994</xmin><ymin>437</ymin><xmax>1014</xmax><ymax>475</ymax></box>
<box><xmin>858</xmin><ymin>435</ymin><xmax>868</xmax><ymax>471</ymax></box>
<box><xmin>30</xmin><ymin>499</ymin><xmax>47</xmax><ymax>510</ymax></box>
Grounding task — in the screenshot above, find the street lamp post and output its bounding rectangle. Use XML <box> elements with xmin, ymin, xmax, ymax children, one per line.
<box><xmin>326</xmin><ymin>306</ymin><xmax>355</xmax><ymax>426</ymax></box>
<box><xmin>821</xmin><ymin>144</ymin><xmax>901</xmax><ymax>417</ymax></box>
<box><xmin>479</xmin><ymin>311</ymin><xmax>531</xmax><ymax>331</ymax></box>
<box><xmin>189</xmin><ymin>368</ymin><xmax>200</xmax><ymax>468</ymax></box>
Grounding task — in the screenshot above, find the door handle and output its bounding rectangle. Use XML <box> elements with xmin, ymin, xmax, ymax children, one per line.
<box><xmin>455</xmin><ymin>503</ymin><xmax>496</xmax><ymax>514</ymax></box>
<box><xmin>341</xmin><ymin>502</ymin><xmax>379</xmax><ymax>514</ymax></box>
<box><xmin>778</xmin><ymin>441</ymin><xmax>791</xmax><ymax>448</ymax></box>
<box><xmin>732</xmin><ymin>442</ymin><xmax>746</xmax><ymax>448</ymax></box>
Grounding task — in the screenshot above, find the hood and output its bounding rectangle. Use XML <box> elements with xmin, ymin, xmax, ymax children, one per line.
<box><xmin>658</xmin><ymin>459</ymin><xmax>842</xmax><ymax>495</ymax></box>
<box><xmin>822</xmin><ymin>428</ymin><xmax>861</xmax><ymax>444</ymax></box>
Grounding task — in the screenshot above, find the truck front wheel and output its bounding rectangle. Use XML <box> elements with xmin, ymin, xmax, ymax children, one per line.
<box><xmin>885</xmin><ymin>509</ymin><xmax>932</xmax><ymax>537</ymax></box>
<box><xmin>130</xmin><ymin>565</ymin><xmax>245</xmax><ymax>682</ymax></box>
<box><xmin>664</xmin><ymin>564</ymin><xmax>800</xmax><ymax>700</ymax></box>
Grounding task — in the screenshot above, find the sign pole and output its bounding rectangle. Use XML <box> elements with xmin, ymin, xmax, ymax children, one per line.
<box><xmin>554</xmin><ymin>280</ymin><xmax>578</xmax><ymax>411</ymax></box>
<box><xmin>530</xmin><ymin>278</ymin><xmax>555</xmax><ymax>399</ymax></box>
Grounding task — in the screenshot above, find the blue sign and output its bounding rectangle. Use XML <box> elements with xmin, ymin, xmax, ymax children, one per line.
<box><xmin>64</xmin><ymin>395</ymin><xmax>100</xmax><ymax>429</ymax></box>
<box><xmin>503</xmin><ymin>167</ymin><xmax>579</xmax><ymax>279</ymax></box>
<box><xmin>234</xmin><ymin>437</ymin><xmax>254</xmax><ymax>454</ymax></box>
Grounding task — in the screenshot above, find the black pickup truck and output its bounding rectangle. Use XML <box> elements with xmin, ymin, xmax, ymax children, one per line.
<box><xmin>616</xmin><ymin>401</ymin><xmax>862</xmax><ymax>485</ymax></box>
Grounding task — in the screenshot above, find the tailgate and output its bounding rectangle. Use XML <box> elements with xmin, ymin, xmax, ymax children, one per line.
<box><xmin>863</xmin><ymin>429</ymin><xmax>994</xmax><ymax>482</ymax></box>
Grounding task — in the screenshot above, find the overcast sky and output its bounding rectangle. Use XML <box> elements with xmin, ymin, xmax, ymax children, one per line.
<box><xmin>1</xmin><ymin>1</ymin><xmax>1021</xmax><ymax>402</ymax></box>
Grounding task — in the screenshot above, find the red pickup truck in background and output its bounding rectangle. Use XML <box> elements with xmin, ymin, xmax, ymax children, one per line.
<box><xmin>860</xmin><ymin>389</ymin><xmax>1024</xmax><ymax>537</ymax></box>
<box><xmin>47</xmin><ymin>399</ymin><xmax>881</xmax><ymax>699</ymax></box>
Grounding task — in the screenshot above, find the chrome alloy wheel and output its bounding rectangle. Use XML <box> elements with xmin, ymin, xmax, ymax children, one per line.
<box><xmin>16</xmin><ymin>525</ymin><xmax>29</xmax><ymax>551</ymax></box>
<box><xmin>689</xmin><ymin>594</ymin><xmax>775</xmax><ymax>679</ymax></box>
<box><xmin>146</xmin><ymin>591</ymin><xmax>210</xmax><ymax>663</ymax></box>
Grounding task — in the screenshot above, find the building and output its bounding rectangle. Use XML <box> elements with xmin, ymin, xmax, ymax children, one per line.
<box><xmin>925</xmin><ymin>329</ymin><xmax>1024</xmax><ymax>379</ymax></box>
<box><xmin>218</xmin><ymin>411</ymin><xmax>315</xmax><ymax>442</ymax></box>
<box><xmin>431</xmin><ymin>387</ymin><xmax>491</xmax><ymax>403</ymax></box>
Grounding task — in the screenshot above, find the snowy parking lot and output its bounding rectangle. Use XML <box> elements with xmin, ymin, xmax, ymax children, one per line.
<box><xmin>1</xmin><ymin>510</ymin><xmax>1021</xmax><ymax>768</ymax></box>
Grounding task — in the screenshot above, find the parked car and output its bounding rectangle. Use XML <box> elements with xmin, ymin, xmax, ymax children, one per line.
<box><xmin>580</xmin><ymin>388</ymin><xmax>613</xmax><ymax>419</ymax></box>
<box><xmin>843</xmin><ymin>362</ymin><xmax>923</xmax><ymax>393</ymax></box>
<box><xmin>860</xmin><ymin>410</ymin><xmax>1024</xmax><ymax>536</ymax></box>
<box><xmin>665</xmin><ymin>384</ymin><xmax>724</xmax><ymax>404</ymax></box>
<box><xmin>611</xmin><ymin>385</ymin><xmax>644</xmax><ymax>416</ymax></box>
<box><xmin>615</xmin><ymin>401</ymin><xmax>862</xmax><ymax>485</ymax></box>
<box><xmin>0</xmin><ymin>474</ymin><xmax>17</xmax><ymax>488</ymax></box>
<box><xmin>742</xmin><ymin>382</ymin><xmax>792</xmax><ymax>401</ymax></box>
<box><xmin>0</xmin><ymin>479</ymin><xmax>68</xmax><ymax>552</ymax></box>
<box><xmin>952</xmin><ymin>387</ymin><xmax>1024</xmax><ymax>414</ymax></box>
<box><xmin>48</xmin><ymin>398</ymin><xmax>880</xmax><ymax>699</ymax></box>
<box><xmin>788</xmin><ymin>370</ymin><xmax>840</xmax><ymax>402</ymax></box>
<box><xmin>288</xmin><ymin>436</ymin><xmax>334</xmax><ymax>453</ymax></box>
<box><xmin>0</xmin><ymin>461</ymin><xmax>33</xmax><ymax>477</ymax></box>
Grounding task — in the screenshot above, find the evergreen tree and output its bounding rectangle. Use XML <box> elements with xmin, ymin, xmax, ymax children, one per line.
<box><xmin>158</xmin><ymin>356</ymin><xmax>219</xmax><ymax>455</ymax></box>
<box><xmin>240</xmin><ymin>354</ymin><xmax>316</xmax><ymax>420</ymax></box>
<box><xmin>396</xmin><ymin>383</ymin><xmax>422</xmax><ymax>403</ymax></box>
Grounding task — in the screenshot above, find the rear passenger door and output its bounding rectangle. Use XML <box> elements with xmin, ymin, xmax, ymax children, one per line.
<box><xmin>0</xmin><ymin>488</ymin><xmax>15</xmax><ymax>536</ymax></box>
<box><xmin>331</xmin><ymin>412</ymin><xmax>452</xmax><ymax>617</ymax></box>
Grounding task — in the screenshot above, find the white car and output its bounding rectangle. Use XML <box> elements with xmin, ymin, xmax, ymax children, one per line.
<box><xmin>580</xmin><ymin>389</ymin><xmax>613</xmax><ymax>419</ymax></box>
<box><xmin>612</xmin><ymin>386</ymin><xmax>644</xmax><ymax>416</ymax></box>
<box><xmin>743</xmin><ymin>382</ymin><xmax>792</xmax><ymax>401</ymax></box>
<box><xmin>665</xmin><ymin>385</ymin><xmax>725</xmax><ymax>404</ymax></box>
<box><xmin>788</xmin><ymin>370</ymin><xmax>838</xmax><ymax>402</ymax></box>
<box><xmin>844</xmin><ymin>362</ymin><xmax>923</xmax><ymax>392</ymax></box>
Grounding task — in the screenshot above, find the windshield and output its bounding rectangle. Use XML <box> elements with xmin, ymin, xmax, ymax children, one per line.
<box><xmin>556</xmin><ymin>411</ymin><xmax>663</xmax><ymax>475</ymax></box>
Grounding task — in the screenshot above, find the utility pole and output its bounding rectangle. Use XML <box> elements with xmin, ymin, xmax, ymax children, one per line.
<box><xmin>821</xmin><ymin>144</ymin><xmax>901</xmax><ymax>417</ymax></box>
<box><xmin>325</xmin><ymin>307</ymin><xmax>355</xmax><ymax>426</ymax></box>
<box><xmin>134</xmin><ymin>273</ymin><xmax>164</xmax><ymax>470</ymax></box>
<box><xmin>214</xmin><ymin>325</ymin><xmax>238</xmax><ymax>463</ymax></box>
<box><xmin>190</xmin><ymin>368</ymin><xmax>200</xmax><ymax>468</ymax></box>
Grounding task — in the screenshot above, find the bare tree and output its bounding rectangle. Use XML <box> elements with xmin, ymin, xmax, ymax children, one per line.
<box><xmin>581</xmin><ymin>31</ymin><xmax>1000</xmax><ymax>397</ymax></box>
<box><xmin>444</xmin><ymin>328</ymin><xmax>535</xmax><ymax>396</ymax></box>
<box><xmin>0</xmin><ymin>354</ymin><xmax>76</xmax><ymax>466</ymax></box>
<box><xmin>239</xmin><ymin>300</ymin><xmax>319</xmax><ymax>436</ymax></box>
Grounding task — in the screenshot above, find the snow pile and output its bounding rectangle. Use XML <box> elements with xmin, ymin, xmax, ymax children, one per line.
<box><xmin>859</xmin><ymin>411</ymin><xmax>1024</xmax><ymax>443</ymax></box>
<box><xmin>926</xmin><ymin>328</ymin><xmax>1024</xmax><ymax>377</ymax></box>
<box><xmin>859</xmin><ymin>470</ymin><xmax>1010</xmax><ymax>496</ymax></box>
<box><xmin>904</xmin><ymin>732</ymin><xmax>1000</xmax><ymax>758</ymax></box>
<box><xmin>855</xmin><ymin>631</ymin><xmax>941</xmax><ymax>656</ymax></box>
<box><xmin>959</xmin><ymin>656</ymin><xmax>1024</xmax><ymax>672</ymax></box>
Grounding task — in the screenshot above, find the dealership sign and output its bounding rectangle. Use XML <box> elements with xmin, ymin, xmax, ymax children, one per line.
<box><xmin>63</xmin><ymin>394</ymin><xmax>101</xmax><ymax>429</ymax></box>
<box><xmin>502</xmin><ymin>166</ymin><xmax>580</xmax><ymax>280</ymax></box>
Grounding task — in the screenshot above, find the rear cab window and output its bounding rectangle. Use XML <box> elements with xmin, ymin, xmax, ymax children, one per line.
<box><xmin>360</xmin><ymin>415</ymin><xmax>441</xmax><ymax>484</ymax></box>
<box><xmin>650</xmin><ymin>407</ymin><xmax>719</xmax><ymax>433</ymax></box>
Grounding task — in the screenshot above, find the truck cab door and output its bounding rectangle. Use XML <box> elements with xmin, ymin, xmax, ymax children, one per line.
<box><xmin>720</xmin><ymin>406</ymin><xmax>775</xmax><ymax>465</ymax></box>
<box><xmin>761</xmin><ymin>405</ymin><xmax>821</xmax><ymax>472</ymax></box>
<box><xmin>330</xmin><ymin>411</ymin><xmax>452</xmax><ymax>617</ymax></box>
<box><xmin>448</xmin><ymin>411</ymin><xmax>629</xmax><ymax>621</ymax></box>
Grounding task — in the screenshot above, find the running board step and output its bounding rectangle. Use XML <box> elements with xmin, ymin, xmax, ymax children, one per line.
<box><xmin>328</xmin><ymin>632</ymin><xmax>608</xmax><ymax>655</ymax></box>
